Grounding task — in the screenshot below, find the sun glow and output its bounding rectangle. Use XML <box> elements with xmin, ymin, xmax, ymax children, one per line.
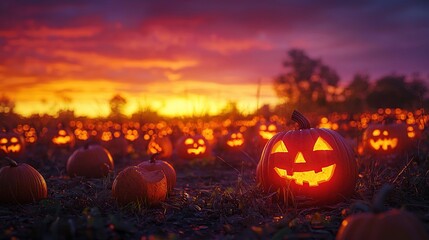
<box><xmin>8</xmin><ymin>79</ymin><xmax>279</xmax><ymax>117</ymax></box>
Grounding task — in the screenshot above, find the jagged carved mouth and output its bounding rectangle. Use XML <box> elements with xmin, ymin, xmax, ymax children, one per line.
<box><xmin>370</xmin><ymin>138</ymin><xmax>398</xmax><ymax>150</ymax></box>
<box><xmin>274</xmin><ymin>164</ymin><xmax>336</xmax><ymax>187</ymax></box>
<box><xmin>187</xmin><ymin>146</ymin><xmax>206</xmax><ymax>155</ymax></box>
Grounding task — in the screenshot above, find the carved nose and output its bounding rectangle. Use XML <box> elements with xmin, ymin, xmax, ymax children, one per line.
<box><xmin>294</xmin><ymin>152</ymin><xmax>306</xmax><ymax>163</ymax></box>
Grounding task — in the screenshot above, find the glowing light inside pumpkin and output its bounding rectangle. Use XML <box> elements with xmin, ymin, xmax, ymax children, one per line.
<box><xmin>226</xmin><ymin>133</ymin><xmax>244</xmax><ymax>147</ymax></box>
<box><xmin>274</xmin><ymin>164</ymin><xmax>336</xmax><ymax>187</ymax></box>
<box><xmin>271</xmin><ymin>136</ymin><xmax>335</xmax><ymax>187</ymax></box>
<box><xmin>184</xmin><ymin>138</ymin><xmax>206</xmax><ymax>155</ymax></box>
<box><xmin>259</xmin><ymin>124</ymin><xmax>277</xmax><ymax>140</ymax></box>
<box><xmin>52</xmin><ymin>130</ymin><xmax>72</xmax><ymax>144</ymax></box>
<box><xmin>369</xmin><ymin>129</ymin><xmax>398</xmax><ymax>150</ymax></box>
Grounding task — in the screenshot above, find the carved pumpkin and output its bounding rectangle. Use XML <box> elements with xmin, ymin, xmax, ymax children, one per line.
<box><xmin>112</xmin><ymin>166</ymin><xmax>167</xmax><ymax>206</ymax></box>
<box><xmin>66</xmin><ymin>144</ymin><xmax>114</xmax><ymax>178</ymax></box>
<box><xmin>257</xmin><ymin>121</ymin><xmax>278</xmax><ymax>142</ymax></box>
<box><xmin>256</xmin><ymin>110</ymin><xmax>357</xmax><ymax>202</ymax></box>
<box><xmin>48</xmin><ymin>124</ymin><xmax>75</xmax><ymax>149</ymax></box>
<box><xmin>221</xmin><ymin>130</ymin><xmax>245</xmax><ymax>152</ymax></box>
<box><xmin>0</xmin><ymin>157</ymin><xmax>47</xmax><ymax>204</ymax></box>
<box><xmin>362</xmin><ymin>123</ymin><xmax>409</xmax><ymax>155</ymax></box>
<box><xmin>138</xmin><ymin>154</ymin><xmax>176</xmax><ymax>192</ymax></box>
<box><xmin>337</xmin><ymin>185</ymin><xmax>429</xmax><ymax>240</ymax></box>
<box><xmin>176</xmin><ymin>134</ymin><xmax>210</xmax><ymax>160</ymax></box>
<box><xmin>146</xmin><ymin>136</ymin><xmax>173</xmax><ymax>160</ymax></box>
<box><xmin>0</xmin><ymin>130</ymin><xmax>25</xmax><ymax>159</ymax></box>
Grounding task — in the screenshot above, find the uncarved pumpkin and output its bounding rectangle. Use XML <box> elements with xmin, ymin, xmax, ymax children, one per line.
<box><xmin>0</xmin><ymin>157</ymin><xmax>47</xmax><ymax>204</ymax></box>
<box><xmin>138</xmin><ymin>154</ymin><xmax>176</xmax><ymax>192</ymax></box>
<box><xmin>336</xmin><ymin>185</ymin><xmax>429</xmax><ymax>240</ymax></box>
<box><xmin>256</xmin><ymin>110</ymin><xmax>357</xmax><ymax>203</ymax></box>
<box><xmin>67</xmin><ymin>144</ymin><xmax>114</xmax><ymax>178</ymax></box>
<box><xmin>112</xmin><ymin>166</ymin><xmax>167</xmax><ymax>206</ymax></box>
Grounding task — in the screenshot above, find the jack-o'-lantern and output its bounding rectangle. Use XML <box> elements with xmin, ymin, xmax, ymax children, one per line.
<box><xmin>256</xmin><ymin>110</ymin><xmax>357</xmax><ymax>203</ymax></box>
<box><xmin>362</xmin><ymin>123</ymin><xmax>408</xmax><ymax>155</ymax></box>
<box><xmin>147</xmin><ymin>136</ymin><xmax>173</xmax><ymax>160</ymax></box>
<box><xmin>257</xmin><ymin>121</ymin><xmax>278</xmax><ymax>141</ymax></box>
<box><xmin>48</xmin><ymin>124</ymin><xmax>75</xmax><ymax>149</ymax></box>
<box><xmin>0</xmin><ymin>130</ymin><xmax>25</xmax><ymax>159</ymax></box>
<box><xmin>176</xmin><ymin>134</ymin><xmax>210</xmax><ymax>160</ymax></box>
<box><xmin>223</xmin><ymin>131</ymin><xmax>245</xmax><ymax>151</ymax></box>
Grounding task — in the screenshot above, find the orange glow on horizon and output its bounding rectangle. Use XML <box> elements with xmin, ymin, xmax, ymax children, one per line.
<box><xmin>8</xmin><ymin>80</ymin><xmax>279</xmax><ymax>117</ymax></box>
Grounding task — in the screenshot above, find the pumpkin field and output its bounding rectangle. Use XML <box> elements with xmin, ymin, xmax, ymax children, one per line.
<box><xmin>1</xmin><ymin>108</ymin><xmax>429</xmax><ymax>239</ymax></box>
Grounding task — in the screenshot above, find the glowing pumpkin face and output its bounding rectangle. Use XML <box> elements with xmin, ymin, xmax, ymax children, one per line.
<box><xmin>272</xmin><ymin>136</ymin><xmax>336</xmax><ymax>187</ymax></box>
<box><xmin>0</xmin><ymin>132</ymin><xmax>25</xmax><ymax>158</ymax></box>
<box><xmin>258</xmin><ymin>122</ymin><xmax>278</xmax><ymax>141</ymax></box>
<box><xmin>225</xmin><ymin>131</ymin><xmax>245</xmax><ymax>150</ymax></box>
<box><xmin>257</xmin><ymin>110</ymin><xmax>357</xmax><ymax>203</ymax></box>
<box><xmin>362</xmin><ymin>123</ymin><xmax>408</xmax><ymax>155</ymax></box>
<box><xmin>147</xmin><ymin>136</ymin><xmax>173</xmax><ymax>159</ymax></box>
<box><xmin>176</xmin><ymin>135</ymin><xmax>210</xmax><ymax>160</ymax></box>
<box><xmin>51</xmin><ymin>128</ymin><xmax>75</xmax><ymax>148</ymax></box>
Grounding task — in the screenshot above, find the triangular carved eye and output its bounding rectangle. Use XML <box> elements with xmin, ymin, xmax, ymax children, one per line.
<box><xmin>313</xmin><ymin>137</ymin><xmax>333</xmax><ymax>151</ymax></box>
<box><xmin>271</xmin><ymin>140</ymin><xmax>288</xmax><ymax>153</ymax></box>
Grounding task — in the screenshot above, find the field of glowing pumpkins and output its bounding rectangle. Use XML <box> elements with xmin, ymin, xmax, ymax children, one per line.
<box><xmin>1</xmin><ymin>108</ymin><xmax>429</xmax><ymax>239</ymax></box>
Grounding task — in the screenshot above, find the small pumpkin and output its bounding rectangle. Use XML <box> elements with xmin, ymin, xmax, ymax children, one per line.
<box><xmin>49</xmin><ymin>124</ymin><xmax>75</xmax><ymax>149</ymax></box>
<box><xmin>176</xmin><ymin>134</ymin><xmax>210</xmax><ymax>160</ymax></box>
<box><xmin>0</xmin><ymin>157</ymin><xmax>47</xmax><ymax>204</ymax></box>
<box><xmin>138</xmin><ymin>153</ymin><xmax>176</xmax><ymax>192</ymax></box>
<box><xmin>336</xmin><ymin>185</ymin><xmax>429</xmax><ymax>240</ymax></box>
<box><xmin>112</xmin><ymin>166</ymin><xmax>167</xmax><ymax>206</ymax></box>
<box><xmin>256</xmin><ymin>110</ymin><xmax>357</xmax><ymax>203</ymax></box>
<box><xmin>67</xmin><ymin>144</ymin><xmax>114</xmax><ymax>178</ymax></box>
<box><xmin>146</xmin><ymin>136</ymin><xmax>173</xmax><ymax>160</ymax></box>
<box><xmin>223</xmin><ymin>130</ymin><xmax>245</xmax><ymax>151</ymax></box>
<box><xmin>362</xmin><ymin>123</ymin><xmax>409</xmax><ymax>155</ymax></box>
<box><xmin>0</xmin><ymin>130</ymin><xmax>26</xmax><ymax>159</ymax></box>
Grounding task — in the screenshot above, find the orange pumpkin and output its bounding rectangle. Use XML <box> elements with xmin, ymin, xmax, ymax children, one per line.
<box><xmin>66</xmin><ymin>144</ymin><xmax>114</xmax><ymax>178</ymax></box>
<box><xmin>138</xmin><ymin>154</ymin><xmax>176</xmax><ymax>192</ymax></box>
<box><xmin>257</xmin><ymin>110</ymin><xmax>357</xmax><ymax>202</ymax></box>
<box><xmin>176</xmin><ymin>134</ymin><xmax>210</xmax><ymax>160</ymax></box>
<box><xmin>0</xmin><ymin>157</ymin><xmax>47</xmax><ymax>204</ymax></box>
<box><xmin>146</xmin><ymin>136</ymin><xmax>173</xmax><ymax>160</ymax></box>
<box><xmin>337</xmin><ymin>185</ymin><xmax>429</xmax><ymax>240</ymax></box>
<box><xmin>112</xmin><ymin>166</ymin><xmax>167</xmax><ymax>206</ymax></box>
<box><xmin>0</xmin><ymin>130</ymin><xmax>25</xmax><ymax>159</ymax></box>
<box><xmin>362</xmin><ymin>123</ymin><xmax>409</xmax><ymax>155</ymax></box>
<box><xmin>49</xmin><ymin>124</ymin><xmax>75</xmax><ymax>149</ymax></box>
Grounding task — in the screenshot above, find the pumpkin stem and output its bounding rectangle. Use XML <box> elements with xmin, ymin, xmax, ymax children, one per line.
<box><xmin>291</xmin><ymin>110</ymin><xmax>311</xmax><ymax>129</ymax></box>
<box><xmin>150</xmin><ymin>152</ymin><xmax>161</xmax><ymax>163</ymax></box>
<box><xmin>3</xmin><ymin>156</ymin><xmax>18</xmax><ymax>167</ymax></box>
<box><xmin>372</xmin><ymin>184</ymin><xmax>393</xmax><ymax>214</ymax></box>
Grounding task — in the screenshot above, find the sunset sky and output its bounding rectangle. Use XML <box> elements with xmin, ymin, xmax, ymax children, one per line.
<box><xmin>1</xmin><ymin>0</ymin><xmax>428</xmax><ymax>117</ymax></box>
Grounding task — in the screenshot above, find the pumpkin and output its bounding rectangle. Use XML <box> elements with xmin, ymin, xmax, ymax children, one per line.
<box><xmin>112</xmin><ymin>166</ymin><xmax>167</xmax><ymax>206</ymax></box>
<box><xmin>66</xmin><ymin>144</ymin><xmax>114</xmax><ymax>178</ymax></box>
<box><xmin>176</xmin><ymin>134</ymin><xmax>210</xmax><ymax>160</ymax></box>
<box><xmin>256</xmin><ymin>110</ymin><xmax>357</xmax><ymax>202</ymax></box>
<box><xmin>0</xmin><ymin>157</ymin><xmax>47</xmax><ymax>204</ymax></box>
<box><xmin>220</xmin><ymin>130</ymin><xmax>245</xmax><ymax>152</ymax></box>
<box><xmin>257</xmin><ymin>120</ymin><xmax>278</xmax><ymax>142</ymax></box>
<box><xmin>336</xmin><ymin>185</ymin><xmax>429</xmax><ymax>240</ymax></box>
<box><xmin>362</xmin><ymin>123</ymin><xmax>409</xmax><ymax>155</ymax></box>
<box><xmin>0</xmin><ymin>130</ymin><xmax>25</xmax><ymax>159</ymax></box>
<box><xmin>100</xmin><ymin>131</ymin><xmax>129</xmax><ymax>159</ymax></box>
<box><xmin>146</xmin><ymin>136</ymin><xmax>173</xmax><ymax>160</ymax></box>
<box><xmin>138</xmin><ymin>153</ymin><xmax>176</xmax><ymax>192</ymax></box>
<box><xmin>49</xmin><ymin>124</ymin><xmax>75</xmax><ymax>149</ymax></box>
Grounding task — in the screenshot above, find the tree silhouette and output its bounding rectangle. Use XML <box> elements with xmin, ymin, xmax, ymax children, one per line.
<box><xmin>109</xmin><ymin>94</ymin><xmax>127</xmax><ymax>120</ymax></box>
<box><xmin>0</xmin><ymin>95</ymin><xmax>15</xmax><ymax>114</ymax></box>
<box><xmin>274</xmin><ymin>49</ymin><xmax>340</xmax><ymax>111</ymax></box>
<box><xmin>343</xmin><ymin>74</ymin><xmax>370</xmax><ymax>113</ymax></box>
<box><xmin>366</xmin><ymin>75</ymin><xmax>427</xmax><ymax>109</ymax></box>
